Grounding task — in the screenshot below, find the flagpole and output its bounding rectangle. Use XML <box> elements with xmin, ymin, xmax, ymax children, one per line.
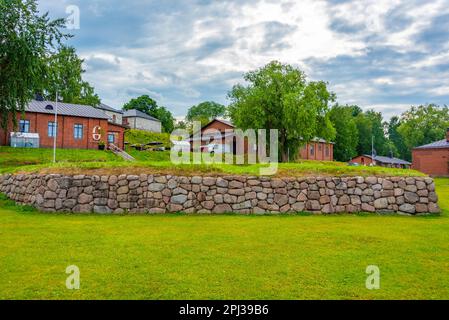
<box><xmin>53</xmin><ymin>91</ymin><xmax>58</xmax><ymax>163</ymax></box>
<box><xmin>371</xmin><ymin>135</ymin><xmax>374</xmax><ymax>166</ymax></box>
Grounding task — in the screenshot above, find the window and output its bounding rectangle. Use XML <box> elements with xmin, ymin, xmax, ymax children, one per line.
<box><xmin>19</xmin><ymin>120</ymin><xmax>30</xmax><ymax>133</ymax></box>
<box><xmin>325</xmin><ymin>146</ymin><xmax>330</xmax><ymax>157</ymax></box>
<box><xmin>310</xmin><ymin>145</ymin><xmax>314</xmax><ymax>156</ymax></box>
<box><xmin>73</xmin><ymin>124</ymin><xmax>83</xmax><ymax>139</ymax></box>
<box><xmin>48</xmin><ymin>122</ymin><xmax>57</xmax><ymax>137</ymax></box>
<box><xmin>108</xmin><ymin>133</ymin><xmax>115</xmax><ymax>144</ymax></box>
<box><xmin>112</xmin><ymin>115</ymin><xmax>117</xmax><ymax>123</ymax></box>
<box><xmin>318</xmin><ymin>144</ymin><xmax>322</xmax><ymax>152</ymax></box>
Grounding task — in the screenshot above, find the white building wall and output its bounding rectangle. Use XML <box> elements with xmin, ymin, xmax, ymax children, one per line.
<box><xmin>104</xmin><ymin>110</ymin><xmax>123</xmax><ymax>125</ymax></box>
<box><xmin>127</xmin><ymin>117</ymin><xmax>162</xmax><ymax>133</ymax></box>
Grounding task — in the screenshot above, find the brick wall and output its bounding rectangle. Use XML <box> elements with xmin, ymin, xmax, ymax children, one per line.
<box><xmin>351</xmin><ymin>155</ymin><xmax>375</xmax><ymax>166</ymax></box>
<box><xmin>299</xmin><ymin>142</ymin><xmax>333</xmax><ymax>161</ymax></box>
<box><xmin>412</xmin><ymin>148</ymin><xmax>449</xmax><ymax>176</ymax></box>
<box><xmin>0</xmin><ymin>112</ymin><xmax>125</xmax><ymax>149</ymax></box>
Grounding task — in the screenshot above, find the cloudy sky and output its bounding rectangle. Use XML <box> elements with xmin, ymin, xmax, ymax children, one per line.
<box><xmin>39</xmin><ymin>0</ymin><xmax>449</xmax><ymax>119</ymax></box>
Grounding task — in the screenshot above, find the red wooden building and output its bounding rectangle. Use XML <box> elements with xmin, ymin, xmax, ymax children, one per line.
<box><xmin>412</xmin><ymin>129</ymin><xmax>449</xmax><ymax>176</ymax></box>
<box><xmin>0</xmin><ymin>100</ymin><xmax>127</xmax><ymax>150</ymax></box>
<box><xmin>188</xmin><ymin>119</ymin><xmax>334</xmax><ymax>161</ymax></box>
<box><xmin>350</xmin><ymin>155</ymin><xmax>411</xmax><ymax>168</ymax></box>
<box><xmin>298</xmin><ymin>138</ymin><xmax>334</xmax><ymax>161</ymax></box>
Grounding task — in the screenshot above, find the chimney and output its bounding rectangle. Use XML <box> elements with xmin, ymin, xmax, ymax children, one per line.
<box><xmin>447</xmin><ymin>128</ymin><xmax>449</xmax><ymax>142</ymax></box>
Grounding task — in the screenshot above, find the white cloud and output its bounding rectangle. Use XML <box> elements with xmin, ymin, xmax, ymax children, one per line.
<box><xmin>412</xmin><ymin>50</ymin><xmax>449</xmax><ymax>68</ymax></box>
<box><xmin>194</xmin><ymin>0</ymin><xmax>366</xmax><ymax>72</ymax></box>
<box><xmin>429</xmin><ymin>86</ymin><xmax>449</xmax><ymax>96</ymax></box>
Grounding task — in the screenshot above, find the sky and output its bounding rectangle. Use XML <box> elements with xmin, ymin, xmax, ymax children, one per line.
<box><xmin>38</xmin><ymin>0</ymin><xmax>449</xmax><ymax>120</ymax></box>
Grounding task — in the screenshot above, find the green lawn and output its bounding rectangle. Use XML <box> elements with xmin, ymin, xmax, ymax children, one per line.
<box><xmin>0</xmin><ymin>179</ymin><xmax>448</xmax><ymax>300</ymax></box>
<box><xmin>0</xmin><ymin>146</ymin><xmax>424</xmax><ymax>177</ymax></box>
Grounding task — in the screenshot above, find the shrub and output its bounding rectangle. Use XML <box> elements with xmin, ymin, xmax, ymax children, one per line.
<box><xmin>125</xmin><ymin>129</ymin><xmax>172</xmax><ymax>148</ymax></box>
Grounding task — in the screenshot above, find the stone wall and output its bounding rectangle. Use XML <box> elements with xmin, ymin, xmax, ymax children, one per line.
<box><xmin>0</xmin><ymin>174</ymin><xmax>440</xmax><ymax>215</ymax></box>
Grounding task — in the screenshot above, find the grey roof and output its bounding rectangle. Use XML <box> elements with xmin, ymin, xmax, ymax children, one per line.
<box><xmin>214</xmin><ymin>118</ymin><xmax>234</xmax><ymax>127</ymax></box>
<box><xmin>363</xmin><ymin>155</ymin><xmax>411</xmax><ymax>165</ymax></box>
<box><xmin>414</xmin><ymin>139</ymin><xmax>449</xmax><ymax>150</ymax></box>
<box><xmin>95</xmin><ymin>103</ymin><xmax>123</xmax><ymax>114</ymax></box>
<box><xmin>299</xmin><ymin>136</ymin><xmax>334</xmax><ymax>144</ymax></box>
<box><xmin>310</xmin><ymin>137</ymin><xmax>334</xmax><ymax>144</ymax></box>
<box><xmin>26</xmin><ymin>100</ymin><xmax>109</xmax><ymax>119</ymax></box>
<box><xmin>123</xmin><ymin>109</ymin><xmax>161</xmax><ymax>122</ymax></box>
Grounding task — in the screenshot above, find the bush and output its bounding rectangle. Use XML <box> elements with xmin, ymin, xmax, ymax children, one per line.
<box><xmin>125</xmin><ymin>129</ymin><xmax>172</xmax><ymax>148</ymax></box>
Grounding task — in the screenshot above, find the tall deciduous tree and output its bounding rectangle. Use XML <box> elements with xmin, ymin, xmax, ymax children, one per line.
<box><xmin>123</xmin><ymin>95</ymin><xmax>175</xmax><ymax>132</ymax></box>
<box><xmin>40</xmin><ymin>46</ymin><xmax>100</xmax><ymax>106</ymax></box>
<box><xmin>0</xmin><ymin>0</ymin><xmax>68</xmax><ymax>128</ymax></box>
<box><xmin>329</xmin><ymin>104</ymin><xmax>359</xmax><ymax>162</ymax></box>
<box><xmin>186</xmin><ymin>101</ymin><xmax>226</xmax><ymax>126</ymax></box>
<box><xmin>354</xmin><ymin>110</ymin><xmax>388</xmax><ymax>157</ymax></box>
<box><xmin>366</xmin><ymin>110</ymin><xmax>389</xmax><ymax>156</ymax></box>
<box><xmin>397</xmin><ymin>104</ymin><xmax>449</xmax><ymax>159</ymax></box>
<box><xmin>228</xmin><ymin>61</ymin><xmax>335</xmax><ymax>162</ymax></box>
<box><xmin>388</xmin><ymin>116</ymin><xmax>408</xmax><ymax>160</ymax></box>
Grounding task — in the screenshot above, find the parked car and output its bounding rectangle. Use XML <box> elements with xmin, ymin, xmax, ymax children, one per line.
<box><xmin>202</xmin><ymin>143</ymin><xmax>231</xmax><ymax>154</ymax></box>
<box><xmin>347</xmin><ymin>162</ymin><xmax>360</xmax><ymax>167</ymax></box>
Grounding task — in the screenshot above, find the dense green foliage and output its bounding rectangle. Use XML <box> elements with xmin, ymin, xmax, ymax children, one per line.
<box><xmin>39</xmin><ymin>46</ymin><xmax>100</xmax><ymax>106</ymax></box>
<box><xmin>328</xmin><ymin>103</ymin><xmax>449</xmax><ymax>162</ymax></box>
<box><xmin>328</xmin><ymin>105</ymin><xmax>358</xmax><ymax>162</ymax></box>
<box><xmin>228</xmin><ymin>61</ymin><xmax>336</xmax><ymax>162</ymax></box>
<box><xmin>0</xmin><ymin>179</ymin><xmax>447</xmax><ymax>299</ymax></box>
<box><xmin>186</xmin><ymin>101</ymin><xmax>226</xmax><ymax>126</ymax></box>
<box><xmin>124</xmin><ymin>129</ymin><xmax>172</xmax><ymax>148</ymax></box>
<box><xmin>123</xmin><ymin>95</ymin><xmax>175</xmax><ymax>133</ymax></box>
<box><xmin>0</xmin><ymin>0</ymin><xmax>67</xmax><ymax>128</ymax></box>
<box><xmin>355</xmin><ymin>110</ymin><xmax>389</xmax><ymax>156</ymax></box>
<box><xmin>397</xmin><ymin>104</ymin><xmax>449</xmax><ymax>160</ymax></box>
<box><xmin>387</xmin><ymin>116</ymin><xmax>408</xmax><ymax>160</ymax></box>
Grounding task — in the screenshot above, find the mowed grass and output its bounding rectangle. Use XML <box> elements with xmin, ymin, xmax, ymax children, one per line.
<box><xmin>0</xmin><ymin>146</ymin><xmax>122</xmax><ymax>173</ymax></box>
<box><xmin>0</xmin><ymin>146</ymin><xmax>424</xmax><ymax>177</ymax></box>
<box><xmin>0</xmin><ymin>180</ymin><xmax>448</xmax><ymax>300</ymax></box>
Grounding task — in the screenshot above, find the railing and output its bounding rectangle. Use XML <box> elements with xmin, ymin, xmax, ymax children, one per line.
<box><xmin>108</xmin><ymin>143</ymin><xmax>136</xmax><ymax>161</ymax></box>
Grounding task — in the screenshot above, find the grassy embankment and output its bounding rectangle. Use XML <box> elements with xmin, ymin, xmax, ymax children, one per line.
<box><xmin>0</xmin><ymin>146</ymin><xmax>424</xmax><ymax>177</ymax></box>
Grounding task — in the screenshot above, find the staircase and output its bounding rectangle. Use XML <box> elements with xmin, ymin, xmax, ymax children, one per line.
<box><xmin>109</xmin><ymin>143</ymin><xmax>136</xmax><ymax>161</ymax></box>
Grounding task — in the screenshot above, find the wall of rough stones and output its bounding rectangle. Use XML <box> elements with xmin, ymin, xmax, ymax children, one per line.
<box><xmin>0</xmin><ymin>174</ymin><xmax>440</xmax><ymax>215</ymax></box>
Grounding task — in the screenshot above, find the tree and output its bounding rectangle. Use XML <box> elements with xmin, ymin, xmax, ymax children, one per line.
<box><xmin>39</xmin><ymin>46</ymin><xmax>100</xmax><ymax>106</ymax></box>
<box><xmin>228</xmin><ymin>61</ymin><xmax>336</xmax><ymax>162</ymax></box>
<box><xmin>397</xmin><ymin>104</ymin><xmax>449</xmax><ymax>159</ymax></box>
<box><xmin>174</xmin><ymin>120</ymin><xmax>189</xmax><ymax>131</ymax></box>
<box><xmin>123</xmin><ymin>95</ymin><xmax>158</xmax><ymax>115</ymax></box>
<box><xmin>387</xmin><ymin>116</ymin><xmax>408</xmax><ymax>160</ymax></box>
<box><xmin>0</xmin><ymin>0</ymin><xmax>68</xmax><ymax>128</ymax></box>
<box><xmin>186</xmin><ymin>101</ymin><xmax>226</xmax><ymax>126</ymax></box>
<box><xmin>354</xmin><ymin>113</ymin><xmax>372</xmax><ymax>156</ymax></box>
<box><xmin>354</xmin><ymin>110</ymin><xmax>389</xmax><ymax>157</ymax></box>
<box><xmin>155</xmin><ymin>106</ymin><xmax>175</xmax><ymax>133</ymax></box>
<box><xmin>366</xmin><ymin>110</ymin><xmax>389</xmax><ymax>156</ymax></box>
<box><xmin>123</xmin><ymin>95</ymin><xmax>175</xmax><ymax>132</ymax></box>
<box><xmin>329</xmin><ymin>104</ymin><xmax>359</xmax><ymax>162</ymax></box>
